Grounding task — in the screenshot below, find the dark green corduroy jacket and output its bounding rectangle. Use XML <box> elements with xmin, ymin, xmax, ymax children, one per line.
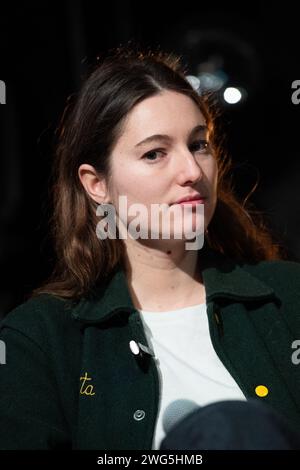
<box><xmin>1</xmin><ymin>248</ymin><xmax>300</xmax><ymax>450</ymax></box>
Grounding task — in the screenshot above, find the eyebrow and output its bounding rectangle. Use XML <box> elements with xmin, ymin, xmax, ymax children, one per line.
<box><xmin>134</xmin><ymin>124</ymin><xmax>208</xmax><ymax>148</ymax></box>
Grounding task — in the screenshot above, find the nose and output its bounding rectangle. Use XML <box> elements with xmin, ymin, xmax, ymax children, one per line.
<box><xmin>175</xmin><ymin>147</ymin><xmax>203</xmax><ymax>185</ymax></box>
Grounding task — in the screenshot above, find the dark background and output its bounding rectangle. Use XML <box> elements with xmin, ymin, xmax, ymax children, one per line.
<box><xmin>0</xmin><ymin>0</ymin><xmax>299</xmax><ymax>316</ymax></box>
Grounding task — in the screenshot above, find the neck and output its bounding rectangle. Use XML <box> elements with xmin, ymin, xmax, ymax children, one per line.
<box><xmin>123</xmin><ymin>238</ymin><xmax>205</xmax><ymax>312</ymax></box>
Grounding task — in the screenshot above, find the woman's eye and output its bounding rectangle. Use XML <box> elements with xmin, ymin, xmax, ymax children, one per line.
<box><xmin>142</xmin><ymin>149</ymin><xmax>165</xmax><ymax>162</ymax></box>
<box><xmin>190</xmin><ymin>139</ymin><xmax>209</xmax><ymax>153</ymax></box>
<box><xmin>142</xmin><ymin>140</ymin><xmax>209</xmax><ymax>163</ymax></box>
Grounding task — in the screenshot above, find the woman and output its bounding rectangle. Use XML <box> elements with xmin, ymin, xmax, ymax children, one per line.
<box><xmin>0</xmin><ymin>45</ymin><xmax>300</xmax><ymax>451</ymax></box>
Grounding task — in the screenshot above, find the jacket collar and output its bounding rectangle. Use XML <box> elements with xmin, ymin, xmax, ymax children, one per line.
<box><xmin>71</xmin><ymin>246</ymin><xmax>277</xmax><ymax>324</ymax></box>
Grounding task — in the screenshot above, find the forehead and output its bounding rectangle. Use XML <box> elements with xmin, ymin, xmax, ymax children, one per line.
<box><xmin>117</xmin><ymin>90</ymin><xmax>206</xmax><ymax>145</ymax></box>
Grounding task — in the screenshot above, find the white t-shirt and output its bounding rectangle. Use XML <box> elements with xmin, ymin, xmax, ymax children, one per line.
<box><xmin>138</xmin><ymin>303</ymin><xmax>246</xmax><ymax>450</ymax></box>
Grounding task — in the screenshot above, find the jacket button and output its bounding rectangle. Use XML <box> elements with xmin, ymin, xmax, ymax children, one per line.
<box><xmin>129</xmin><ymin>340</ymin><xmax>140</xmax><ymax>355</ymax></box>
<box><xmin>255</xmin><ymin>385</ymin><xmax>269</xmax><ymax>397</ymax></box>
<box><xmin>133</xmin><ymin>409</ymin><xmax>146</xmax><ymax>421</ymax></box>
<box><xmin>129</xmin><ymin>340</ymin><xmax>155</xmax><ymax>357</ymax></box>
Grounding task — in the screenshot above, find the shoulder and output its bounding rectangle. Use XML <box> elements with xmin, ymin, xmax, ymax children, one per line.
<box><xmin>0</xmin><ymin>293</ymin><xmax>80</xmax><ymax>349</ymax></box>
<box><xmin>242</xmin><ymin>258</ymin><xmax>300</xmax><ymax>299</ymax></box>
<box><xmin>243</xmin><ymin>258</ymin><xmax>300</xmax><ymax>281</ymax></box>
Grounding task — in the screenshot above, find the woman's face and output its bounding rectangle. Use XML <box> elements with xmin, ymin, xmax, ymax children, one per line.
<box><xmin>105</xmin><ymin>90</ymin><xmax>218</xmax><ymax>245</ymax></box>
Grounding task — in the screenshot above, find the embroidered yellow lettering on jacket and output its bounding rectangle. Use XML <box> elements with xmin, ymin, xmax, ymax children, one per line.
<box><xmin>80</xmin><ymin>372</ymin><xmax>95</xmax><ymax>396</ymax></box>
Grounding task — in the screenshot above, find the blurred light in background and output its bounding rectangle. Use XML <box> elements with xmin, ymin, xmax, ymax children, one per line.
<box><xmin>186</xmin><ymin>75</ymin><xmax>201</xmax><ymax>92</ymax></box>
<box><xmin>223</xmin><ymin>86</ymin><xmax>242</xmax><ymax>104</ymax></box>
<box><xmin>179</xmin><ymin>28</ymin><xmax>261</xmax><ymax>106</ymax></box>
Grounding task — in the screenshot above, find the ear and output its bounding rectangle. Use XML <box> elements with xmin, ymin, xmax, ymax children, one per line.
<box><xmin>78</xmin><ymin>164</ymin><xmax>111</xmax><ymax>204</ymax></box>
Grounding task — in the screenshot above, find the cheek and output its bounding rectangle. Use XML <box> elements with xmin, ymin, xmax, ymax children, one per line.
<box><xmin>111</xmin><ymin>178</ymin><xmax>153</xmax><ymax>210</ymax></box>
<box><xmin>207</xmin><ymin>159</ymin><xmax>218</xmax><ymax>188</ymax></box>
<box><xmin>109</xmin><ymin>165</ymin><xmax>136</xmax><ymax>199</ymax></box>
<box><xmin>112</xmin><ymin>168</ymin><xmax>163</xmax><ymax>203</ymax></box>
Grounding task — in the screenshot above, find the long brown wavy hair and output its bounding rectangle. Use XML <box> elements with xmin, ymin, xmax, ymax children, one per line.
<box><xmin>29</xmin><ymin>44</ymin><xmax>288</xmax><ymax>301</ymax></box>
